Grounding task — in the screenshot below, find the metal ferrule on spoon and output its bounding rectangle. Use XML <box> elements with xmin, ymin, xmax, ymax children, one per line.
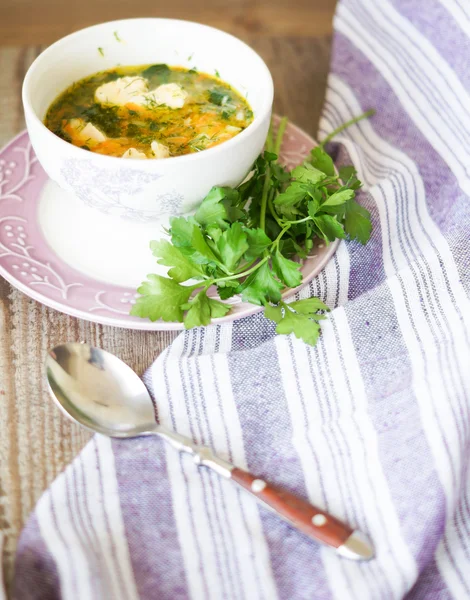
<box><xmin>45</xmin><ymin>342</ymin><xmax>374</xmax><ymax>561</ymax></box>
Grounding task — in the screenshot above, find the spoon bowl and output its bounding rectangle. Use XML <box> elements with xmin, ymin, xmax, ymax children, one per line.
<box><xmin>45</xmin><ymin>342</ymin><xmax>156</xmax><ymax>437</ymax></box>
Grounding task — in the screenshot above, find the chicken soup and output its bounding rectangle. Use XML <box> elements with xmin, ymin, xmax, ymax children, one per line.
<box><xmin>44</xmin><ymin>64</ymin><xmax>254</xmax><ymax>159</ymax></box>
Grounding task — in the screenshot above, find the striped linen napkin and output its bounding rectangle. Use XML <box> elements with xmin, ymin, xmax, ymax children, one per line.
<box><xmin>10</xmin><ymin>0</ymin><xmax>470</xmax><ymax>598</ymax></box>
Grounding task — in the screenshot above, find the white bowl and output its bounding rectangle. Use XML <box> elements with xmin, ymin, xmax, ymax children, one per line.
<box><xmin>22</xmin><ymin>18</ymin><xmax>273</xmax><ymax>222</ymax></box>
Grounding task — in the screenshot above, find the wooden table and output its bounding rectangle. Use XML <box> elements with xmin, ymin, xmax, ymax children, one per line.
<box><xmin>0</xmin><ymin>0</ymin><xmax>336</xmax><ymax>589</ymax></box>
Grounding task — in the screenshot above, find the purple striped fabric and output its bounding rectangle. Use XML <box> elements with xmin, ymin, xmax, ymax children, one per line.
<box><xmin>10</xmin><ymin>1</ymin><xmax>470</xmax><ymax>598</ymax></box>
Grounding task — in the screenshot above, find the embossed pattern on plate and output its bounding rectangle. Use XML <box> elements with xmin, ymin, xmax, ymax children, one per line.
<box><xmin>0</xmin><ymin>124</ymin><xmax>339</xmax><ymax>330</ymax></box>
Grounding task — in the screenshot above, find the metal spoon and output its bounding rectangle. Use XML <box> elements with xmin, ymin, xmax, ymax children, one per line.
<box><xmin>45</xmin><ymin>342</ymin><xmax>374</xmax><ymax>560</ymax></box>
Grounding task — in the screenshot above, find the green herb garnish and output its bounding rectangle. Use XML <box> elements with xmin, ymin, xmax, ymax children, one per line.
<box><xmin>141</xmin><ymin>64</ymin><xmax>171</xmax><ymax>85</ymax></box>
<box><xmin>147</xmin><ymin>120</ymin><xmax>160</xmax><ymax>131</ymax></box>
<box><xmin>113</xmin><ymin>31</ymin><xmax>122</xmax><ymax>42</ymax></box>
<box><xmin>132</xmin><ymin>111</ymin><xmax>374</xmax><ymax>345</ymax></box>
<box><xmin>126</xmin><ymin>123</ymin><xmax>141</xmax><ymax>137</ymax></box>
<box><xmin>53</xmin><ymin>128</ymin><xmax>72</xmax><ymax>143</ymax></box>
<box><xmin>208</xmin><ymin>89</ymin><xmax>230</xmax><ymax>106</ymax></box>
<box><xmin>80</xmin><ymin>103</ymin><xmax>121</xmax><ymax>137</ymax></box>
<box><xmin>98</xmin><ymin>47</ymin><xmax>104</xmax><ymax>57</ymax></box>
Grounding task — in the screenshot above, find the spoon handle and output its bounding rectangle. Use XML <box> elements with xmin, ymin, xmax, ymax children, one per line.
<box><xmin>229</xmin><ymin>468</ymin><xmax>373</xmax><ymax>560</ymax></box>
<box><xmin>154</xmin><ymin>428</ymin><xmax>373</xmax><ymax>560</ymax></box>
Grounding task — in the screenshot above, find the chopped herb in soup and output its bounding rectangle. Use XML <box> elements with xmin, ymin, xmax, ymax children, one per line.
<box><xmin>44</xmin><ymin>65</ymin><xmax>254</xmax><ymax>159</ymax></box>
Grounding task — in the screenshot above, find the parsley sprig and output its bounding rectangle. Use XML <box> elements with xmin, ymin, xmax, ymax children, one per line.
<box><xmin>131</xmin><ymin>111</ymin><xmax>374</xmax><ymax>346</ymax></box>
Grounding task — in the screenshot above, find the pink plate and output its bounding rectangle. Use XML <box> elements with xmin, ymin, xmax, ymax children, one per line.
<box><xmin>0</xmin><ymin>123</ymin><xmax>339</xmax><ymax>330</ymax></box>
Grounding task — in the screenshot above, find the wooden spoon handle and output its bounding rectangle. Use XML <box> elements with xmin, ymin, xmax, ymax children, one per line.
<box><xmin>154</xmin><ymin>428</ymin><xmax>374</xmax><ymax>560</ymax></box>
<box><xmin>230</xmin><ymin>467</ymin><xmax>374</xmax><ymax>560</ymax></box>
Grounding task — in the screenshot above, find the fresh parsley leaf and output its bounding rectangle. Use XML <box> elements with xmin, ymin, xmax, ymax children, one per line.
<box><xmin>310</xmin><ymin>146</ymin><xmax>335</xmax><ymax>176</ymax></box>
<box><xmin>207</xmin><ymin>297</ymin><xmax>231</xmax><ymax>318</ymax></box>
<box><xmin>216</xmin><ymin>222</ymin><xmax>249</xmax><ymax>271</ymax></box>
<box><xmin>306</xmin><ymin>185</ymin><xmax>323</xmax><ymax>202</ymax></box>
<box><xmin>307</xmin><ymin>199</ymin><xmax>320</xmax><ymax>218</ymax></box>
<box><xmin>191</xmin><ymin>226</ymin><xmax>223</xmax><ymax>266</ymax></box>
<box><xmin>264</xmin><ymin>303</ymin><xmax>283</xmax><ymax>323</ymax></box>
<box><xmin>348</xmin><ymin>178</ymin><xmax>362</xmax><ymax>191</ymax></box>
<box><xmin>344</xmin><ymin>200</ymin><xmax>372</xmax><ymax>244</ymax></box>
<box><xmin>169</xmin><ymin>216</ymin><xmax>196</xmax><ymax>248</ymax></box>
<box><xmin>288</xmin><ymin>298</ymin><xmax>330</xmax><ymax>314</ymax></box>
<box><xmin>195</xmin><ymin>187</ymin><xmax>232</xmax><ymax>229</ymax></box>
<box><xmin>244</xmin><ymin>228</ymin><xmax>272</xmax><ymax>261</ymax></box>
<box><xmin>274</xmin><ymin>309</ymin><xmax>321</xmax><ymax>346</ymax></box>
<box><xmin>339</xmin><ymin>165</ymin><xmax>356</xmax><ymax>182</ymax></box>
<box><xmin>281</xmin><ymin>238</ymin><xmax>307</xmax><ymax>259</ymax></box>
<box><xmin>313</xmin><ymin>214</ymin><xmax>345</xmax><ymax>242</ymax></box>
<box><xmin>339</xmin><ymin>166</ymin><xmax>362</xmax><ymax>190</ymax></box>
<box><xmin>206</xmin><ymin>225</ymin><xmax>223</xmax><ymax>242</ymax></box>
<box><xmin>150</xmin><ymin>239</ymin><xmax>205</xmax><ymax>283</ymax></box>
<box><xmin>321</xmin><ymin>189</ymin><xmax>354</xmax><ymax>208</ymax></box>
<box><xmin>274</xmin><ymin>182</ymin><xmax>308</xmax><ymax>217</ymax></box>
<box><xmin>271</xmin><ymin>249</ymin><xmax>302</xmax><ymax>288</ymax></box>
<box><xmin>265</xmin><ymin>217</ymin><xmax>282</xmax><ymax>242</ymax></box>
<box><xmin>170</xmin><ymin>217</ymin><xmax>222</xmax><ymax>267</ymax></box>
<box><xmin>216</xmin><ymin>280</ymin><xmax>239</xmax><ymax>300</ymax></box>
<box><xmin>271</xmin><ymin>163</ymin><xmax>291</xmax><ymax>183</ymax></box>
<box><xmin>131</xmin><ymin>275</ymin><xmax>194</xmax><ymax>322</ymax></box>
<box><xmin>291</xmin><ymin>163</ymin><xmax>326</xmax><ymax>185</ymax></box>
<box><xmin>225</xmin><ymin>202</ymin><xmax>246</xmax><ymax>224</ymax></box>
<box><xmin>264</xmin><ymin>151</ymin><xmax>278</xmax><ymax>162</ymax></box>
<box><xmin>194</xmin><ymin>186</ymin><xmax>242</xmax><ymax>229</ymax></box>
<box><xmin>182</xmin><ymin>291</ymin><xmax>231</xmax><ymax>328</ymax></box>
<box><xmin>182</xmin><ymin>290</ymin><xmax>211</xmax><ymax>328</ymax></box>
<box><xmin>241</xmin><ymin>262</ymin><xmax>283</xmax><ymax>305</ymax></box>
<box><xmin>264</xmin><ymin>298</ymin><xmax>328</xmax><ymax>344</ymax></box>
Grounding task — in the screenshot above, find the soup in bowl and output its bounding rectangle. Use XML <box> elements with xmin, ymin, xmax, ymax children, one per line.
<box><xmin>23</xmin><ymin>19</ymin><xmax>273</xmax><ymax>221</ymax></box>
<box><xmin>44</xmin><ymin>64</ymin><xmax>254</xmax><ymax>158</ymax></box>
